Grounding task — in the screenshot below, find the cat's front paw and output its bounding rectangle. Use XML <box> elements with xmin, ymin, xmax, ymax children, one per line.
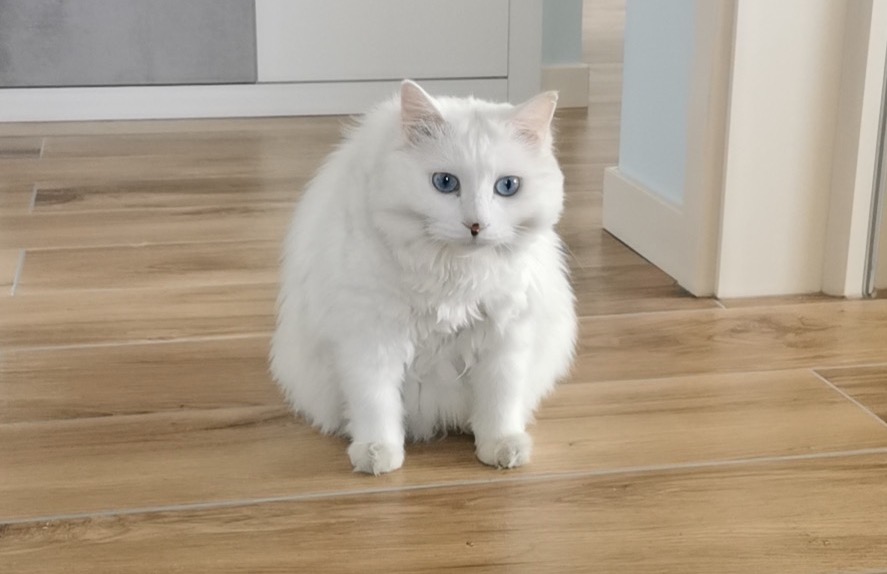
<box><xmin>347</xmin><ymin>441</ymin><xmax>404</xmax><ymax>475</ymax></box>
<box><xmin>475</xmin><ymin>432</ymin><xmax>532</xmax><ymax>469</ymax></box>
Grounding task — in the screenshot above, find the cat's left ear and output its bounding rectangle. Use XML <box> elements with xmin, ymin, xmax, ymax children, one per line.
<box><xmin>400</xmin><ymin>79</ymin><xmax>444</xmax><ymax>143</ymax></box>
<box><xmin>511</xmin><ymin>91</ymin><xmax>558</xmax><ymax>147</ymax></box>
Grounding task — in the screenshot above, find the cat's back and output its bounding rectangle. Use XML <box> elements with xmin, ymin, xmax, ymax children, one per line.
<box><xmin>284</xmin><ymin>101</ymin><xmax>399</xmax><ymax>258</ymax></box>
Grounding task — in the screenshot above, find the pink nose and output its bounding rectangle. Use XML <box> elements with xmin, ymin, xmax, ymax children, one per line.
<box><xmin>470</xmin><ymin>223</ymin><xmax>481</xmax><ymax>237</ymax></box>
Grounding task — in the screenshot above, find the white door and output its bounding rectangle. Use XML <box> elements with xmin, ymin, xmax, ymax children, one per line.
<box><xmin>602</xmin><ymin>1</ymin><xmax>732</xmax><ymax>296</ymax></box>
<box><xmin>606</xmin><ymin>0</ymin><xmax>887</xmax><ymax>299</ymax></box>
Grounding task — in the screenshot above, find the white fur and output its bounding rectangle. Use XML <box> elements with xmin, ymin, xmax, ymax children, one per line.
<box><xmin>270</xmin><ymin>81</ymin><xmax>577</xmax><ymax>474</ymax></box>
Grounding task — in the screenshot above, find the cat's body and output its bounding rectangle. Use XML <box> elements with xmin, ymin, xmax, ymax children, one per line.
<box><xmin>270</xmin><ymin>81</ymin><xmax>576</xmax><ymax>474</ymax></box>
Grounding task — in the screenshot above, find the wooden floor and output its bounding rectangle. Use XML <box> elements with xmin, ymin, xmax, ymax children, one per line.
<box><xmin>3</xmin><ymin>3</ymin><xmax>887</xmax><ymax>573</ymax></box>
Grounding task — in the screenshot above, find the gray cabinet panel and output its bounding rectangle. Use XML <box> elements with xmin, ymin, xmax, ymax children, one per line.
<box><xmin>0</xmin><ymin>0</ymin><xmax>256</xmax><ymax>87</ymax></box>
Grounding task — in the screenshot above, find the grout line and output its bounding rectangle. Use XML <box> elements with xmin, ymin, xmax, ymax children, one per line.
<box><xmin>28</xmin><ymin>183</ymin><xmax>38</xmax><ymax>213</ymax></box>
<box><xmin>10</xmin><ymin>249</ymin><xmax>25</xmax><ymax>296</ymax></box>
<box><xmin>4</xmin><ymin>446</ymin><xmax>887</xmax><ymax>527</ymax></box>
<box><xmin>810</xmin><ymin>369</ymin><xmax>887</xmax><ymax>430</ymax></box>
<box><xmin>10</xmin><ymin>332</ymin><xmax>271</xmax><ymax>354</ymax></box>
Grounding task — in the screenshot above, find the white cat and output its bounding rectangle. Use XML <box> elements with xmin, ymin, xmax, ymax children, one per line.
<box><xmin>270</xmin><ymin>80</ymin><xmax>577</xmax><ymax>475</ymax></box>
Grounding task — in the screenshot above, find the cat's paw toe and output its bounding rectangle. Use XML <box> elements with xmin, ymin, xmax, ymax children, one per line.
<box><xmin>476</xmin><ymin>432</ymin><xmax>532</xmax><ymax>469</ymax></box>
<box><xmin>348</xmin><ymin>441</ymin><xmax>404</xmax><ymax>475</ymax></box>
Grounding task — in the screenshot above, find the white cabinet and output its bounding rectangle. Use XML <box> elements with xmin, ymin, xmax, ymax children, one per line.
<box><xmin>0</xmin><ymin>0</ymin><xmax>542</xmax><ymax>121</ymax></box>
<box><xmin>256</xmin><ymin>0</ymin><xmax>509</xmax><ymax>83</ymax></box>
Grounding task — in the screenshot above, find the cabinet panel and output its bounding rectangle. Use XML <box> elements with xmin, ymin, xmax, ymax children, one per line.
<box><xmin>256</xmin><ymin>0</ymin><xmax>509</xmax><ymax>82</ymax></box>
<box><xmin>0</xmin><ymin>0</ymin><xmax>256</xmax><ymax>87</ymax></box>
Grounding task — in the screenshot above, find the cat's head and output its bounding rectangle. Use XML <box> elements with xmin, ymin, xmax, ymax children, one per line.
<box><xmin>377</xmin><ymin>80</ymin><xmax>565</xmax><ymax>253</ymax></box>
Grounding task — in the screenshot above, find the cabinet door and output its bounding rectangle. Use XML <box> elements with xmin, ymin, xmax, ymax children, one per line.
<box><xmin>256</xmin><ymin>0</ymin><xmax>509</xmax><ymax>83</ymax></box>
<box><xmin>0</xmin><ymin>0</ymin><xmax>256</xmax><ymax>87</ymax></box>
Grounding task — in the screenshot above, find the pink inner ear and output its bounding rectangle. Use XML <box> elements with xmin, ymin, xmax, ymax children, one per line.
<box><xmin>400</xmin><ymin>80</ymin><xmax>443</xmax><ymax>137</ymax></box>
<box><xmin>511</xmin><ymin>91</ymin><xmax>558</xmax><ymax>144</ymax></box>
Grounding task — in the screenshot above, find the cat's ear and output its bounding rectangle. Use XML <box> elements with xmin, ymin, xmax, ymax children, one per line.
<box><xmin>400</xmin><ymin>80</ymin><xmax>444</xmax><ymax>143</ymax></box>
<box><xmin>511</xmin><ymin>91</ymin><xmax>558</xmax><ymax>147</ymax></box>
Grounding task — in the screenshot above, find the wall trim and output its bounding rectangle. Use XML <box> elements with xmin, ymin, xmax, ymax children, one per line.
<box><xmin>0</xmin><ymin>79</ymin><xmax>507</xmax><ymax>122</ymax></box>
<box><xmin>821</xmin><ymin>0</ymin><xmax>887</xmax><ymax>298</ymax></box>
<box><xmin>602</xmin><ymin>167</ymin><xmax>692</xmax><ymax>289</ymax></box>
<box><xmin>541</xmin><ymin>63</ymin><xmax>589</xmax><ymax>108</ymax></box>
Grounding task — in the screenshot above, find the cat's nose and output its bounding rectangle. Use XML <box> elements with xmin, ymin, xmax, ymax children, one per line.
<box><xmin>467</xmin><ymin>222</ymin><xmax>482</xmax><ymax>237</ymax></box>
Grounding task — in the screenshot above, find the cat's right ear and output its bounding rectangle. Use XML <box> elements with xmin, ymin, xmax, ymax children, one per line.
<box><xmin>400</xmin><ymin>80</ymin><xmax>444</xmax><ymax>144</ymax></box>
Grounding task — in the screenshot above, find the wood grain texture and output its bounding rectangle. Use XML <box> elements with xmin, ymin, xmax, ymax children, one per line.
<box><xmin>581</xmin><ymin>300</ymin><xmax>887</xmax><ymax>381</ymax></box>
<box><xmin>3</xmin><ymin>455</ymin><xmax>886</xmax><ymax>574</ymax></box>
<box><xmin>0</xmin><ymin>184</ymin><xmax>34</xmax><ymax>213</ymax></box>
<box><xmin>32</xmin><ymin>177</ymin><xmax>300</xmax><ymax>213</ymax></box>
<box><xmin>720</xmin><ymin>293</ymin><xmax>838</xmax><ymax>308</ymax></box>
<box><xmin>817</xmin><ymin>365</ymin><xmax>887</xmax><ymax>423</ymax></box>
<box><xmin>0</xmin><ymin>249</ymin><xmax>20</xmax><ymax>294</ymax></box>
<box><xmin>2</xmin><ymin>1</ymin><xmax>887</xmax><ymax>570</ymax></box>
<box><xmin>0</xmin><ymin>284</ymin><xmax>276</xmax><ymax>348</ymax></box>
<box><xmin>3</xmin><ymin>369</ymin><xmax>885</xmax><ymax>520</ymax></box>
<box><xmin>0</xmin><ymin>136</ymin><xmax>42</xmax><ymax>158</ymax></box>
<box><xmin>17</xmin><ymin>241</ymin><xmax>278</xmax><ymax>293</ymax></box>
<box><xmin>0</xmin><ymin>206</ymin><xmax>291</xmax><ymax>250</ymax></box>
<box><xmin>0</xmin><ymin>337</ymin><xmax>277</xmax><ymax>423</ymax></box>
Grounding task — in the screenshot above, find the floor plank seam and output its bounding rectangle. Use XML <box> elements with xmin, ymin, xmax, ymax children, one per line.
<box><xmin>28</xmin><ymin>183</ymin><xmax>38</xmax><ymax>213</ymax></box>
<box><xmin>22</xmin><ymin>237</ymin><xmax>283</xmax><ymax>253</ymax></box>
<box><xmin>10</xmin><ymin>249</ymin><xmax>25</xmax><ymax>296</ymax></box>
<box><xmin>810</xmin><ymin>369</ymin><xmax>887</xmax><ymax>430</ymax></box>
<box><xmin>20</xmin><ymin>202</ymin><xmax>296</xmax><ymax>218</ymax></box>
<box><xmin>17</xmin><ymin>280</ymin><xmax>277</xmax><ymax>297</ymax></box>
<box><xmin>7</xmin><ymin>332</ymin><xmax>271</xmax><ymax>353</ymax></box>
<box><xmin>813</xmin><ymin>360</ymin><xmax>887</xmax><ymax>372</ymax></box>
<box><xmin>580</xmin><ymin>305</ymin><xmax>724</xmax><ymax>321</ymax></box>
<box><xmin>5</xmin><ymin>445</ymin><xmax>887</xmax><ymax>528</ymax></box>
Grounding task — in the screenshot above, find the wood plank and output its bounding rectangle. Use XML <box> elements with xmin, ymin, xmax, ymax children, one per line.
<box><xmin>2</xmin><ymin>369</ymin><xmax>885</xmax><ymax>519</ymax></box>
<box><xmin>0</xmin><ymin>283</ymin><xmax>276</xmax><ymax>348</ymax></box>
<box><xmin>0</xmin><ymin>136</ymin><xmax>41</xmax><ymax>158</ymax></box>
<box><xmin>581</xmin><ymin>299</ymin><xmax>887</xmax><ymax>381</ymax></box>
<box><xmin>0</xmin><ymin>116</ymin><xmax>345</xmax><ymax>138</ymax></box>
<box><xmin>816</xmin><ymin>365</ymin><xmax>887</xmax><ymax>423</ymax></box>
<box><xmin>0</xmin><ymin>337</ymin><xmax>278</xmax><ymax>424</ymax></box>
<box><xmin>2</xmin><ymin>455</ymin><xmax>886</xmax><ymax>574</ymax></box>
<box><xmin>17</xmin><ymin>241</ymin><xmax>278</xmax><ymax>294</ymax></box>
<box><xmin>571</xmin><ymin>261</ymin><xmax>720</xmax><ymax>316</ymax></box>
<box><xmin>720</xmin><ymin>293</ymin><xmax>837</xmax><ymax>308</ymax></box>
<box><xmin>41</xmin><ymin>130</ymin><xmax>339</xmax><ymax>160</ymax></box>
<box><xmin>0</xmin><ymin>154</ymin><xmax>314</xmax><ymax>188</ymax></box>
<box><xmin>0</xmin><ymin>184</ymin><xmax>34</xmax><ymax>213</ymax></box>
<box><xmin>32</xmin><ymin>177</ymin><xmax>301</xmax><ymax>213</ymax></box>
<box><xmin>0</xmin><ymin>248</ymin><xmax>21</xmax><ymax>294</ymax></box>
<box><xmin>0</xmin><ymin>205</ymin><xmax>290</xmax><ymax>250</ymax></box>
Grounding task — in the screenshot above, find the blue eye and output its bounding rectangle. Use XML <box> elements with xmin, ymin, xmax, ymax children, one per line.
<box><xmin>494</xmin><ymin>176</ymin><xmax>521</xmax><ymax>197</ymax></box>
<box><xmin>431</xmin><ymin>172</ymin><xmax>460</xmax><ymax>194</ymax></box>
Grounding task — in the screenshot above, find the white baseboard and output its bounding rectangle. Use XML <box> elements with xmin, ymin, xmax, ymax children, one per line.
<box><xmin>0</xmin><ymin>79</ymin><xmax>507</xmax><ymax>122</ymax></box>
<box><xmin>541</xmin><ymin>63</ymin><xmax>589</xmax><ymax>108</ymax></box>
<box><xmin>603</xmin><ymin>166</ymin><xmax>711</xmax><ymax>295</ymax></box>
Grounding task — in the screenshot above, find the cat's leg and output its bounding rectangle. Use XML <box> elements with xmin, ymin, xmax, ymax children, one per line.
<box><xmin>469</xmin><ymin>322</ymin><xmax>534</xmax><ymax>469</ymax></box>
<box><xmin>336</xmin><ymin>337</ymin><xmax>410</xmax><ymax>475</ymax></box>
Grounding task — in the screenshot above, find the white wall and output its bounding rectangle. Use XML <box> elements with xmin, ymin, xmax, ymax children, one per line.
<box><xmin>542</xmin><ymin>0</ymin><xmax>583</xmax><ymax>65</ymax></box>
<box><xmin>716</xmin><ymin>0</ymin><xmax>847</xmax><ymax>297</ymax></box>
<box><xmin>617</xmin><ymin>0</ymin><xmax>696</xmax><ymax>206</ymax></box>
